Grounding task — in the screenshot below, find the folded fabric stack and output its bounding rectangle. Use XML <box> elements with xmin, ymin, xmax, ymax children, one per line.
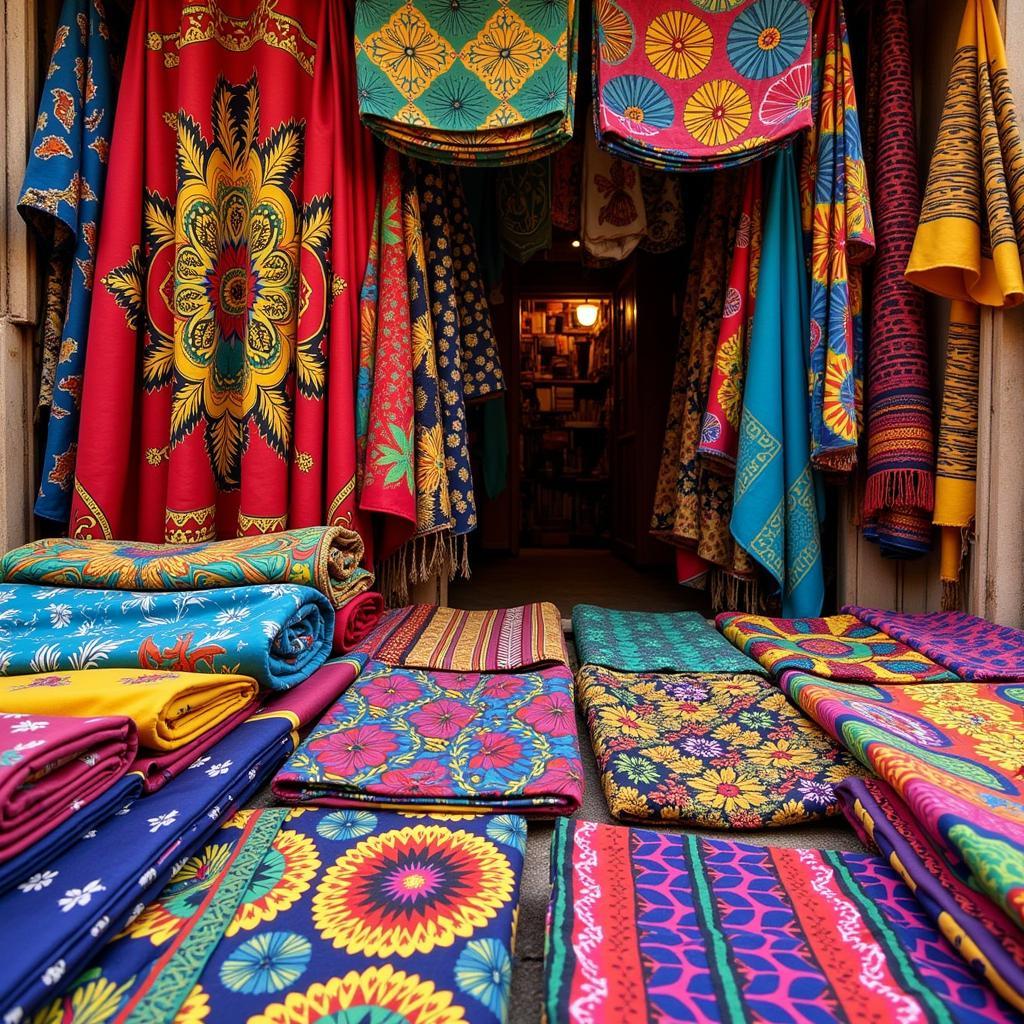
<box><xmin>784</xmin><ymin>674</ymin><xmax>1024</xmax><ymax>1010</ymax></box>
<box><xmin>572</xmin><ymin>605</ymin><xmax>863</xmax><ymax>826</ymax></box>
<box><xmin>592</xmin><ymin>0</ymin><xmax>813</xmax><ymax>170</ymax></box>
<box><xmin>31</xmin><ymin>806</ymin><xmax>524</xmax><ymax>1024</ymax></box>
<box><xmin>276</xmin><ymin>602</ymin><xmax>583</xmax><ymax>815</ymax></box>
<box><xmin>545</xmin><ymin>818</ymin><xmax>1020</xmax><ymax>1022</ymax></box>
<box><xmin>354</xmin><ymin>0</ymin><xmax>579</xmax><ymax>166</ymax></box>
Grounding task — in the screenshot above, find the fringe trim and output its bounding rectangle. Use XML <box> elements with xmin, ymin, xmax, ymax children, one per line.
<box><xmin>940</xmin><ymin>523</ymin><xmax>974</xmax><ymax>611</ymax></box>
<box><xmin>710</xmin><ymin>570</ymin><xmax>763</xmax><ymax>614</ymax></box>
<box><xmin>377</xmin><ymin>531</ymin><xmax>458</xmax><ymax>606</ymax></box>
<box><xmin>863</xmin><ymin>470</ymin><xmax>935</xmax><ymax>518</ymax></box>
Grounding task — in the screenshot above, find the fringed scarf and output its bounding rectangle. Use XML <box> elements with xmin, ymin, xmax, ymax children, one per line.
<box><xmin>861</xmin><ymin>0</ymin><xmax>934</xmax><ymax>557</ymax></box>
<box><xmin>801</xmin><ymin>0</ymin><xmax>874</xmax><ymax>473</ymax></box>
<box><xmin>906</xmin><ymin>0</ymin><xmax>1024</xmax><ymax>606</ymax></box>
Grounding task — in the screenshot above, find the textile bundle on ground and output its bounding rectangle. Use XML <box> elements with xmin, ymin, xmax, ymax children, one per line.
<box><xmin>846</xmin><ymin>605</ymin><xmax>1024</xmax><ymax>680</ymax></box>
<box><xmin>354</xmin><ymin>0</ymin><xmax>578</xmax><ymax>166</ymax></box>
<box><xmin>0</xmin><ymin>712</ymin><xmax>136</xmax><ymax>864</ymax></box>
<box><xmin>17</xmin><ymin>0</ymin><xmax>117</xmax><ymax>524</ymax></box>
<box><xmin>0</xmin><ymin>655</ymin><xmax>363</xmax><ymax>1022</ymax></box>
<box><xmin>718</xmin><ymin>612</ymin><xmax>958</xmax><ymax>682</ymax></box>
<box><xmin>356</xmin><ymin>603</ymin><xmax>568</xmax><ymax>672</ymax></box>
<box><xmin>0</xmin><ymin>526</ymin><xmax>371</xmax><ymax>607</ymax></box>
<box><xmin>0</xmin><ymin>583</ymin><xmax>333</xmax><ymax>691</ymax></box>
<box><xmin>731</xmin><ymin>147</ymin><xmax>824</xmax><ymax>616</ymax></box>
<box><xmin>861</xmin><ymin>0</ymin><xmax>934</xmax><ymax>555</ymax></box>
<box><xmin>783</xmin><ymin>675</ymin><xmax>1024</xmax><ymax>943</ymax></box>
<box><xmin>31</xmin><ymin>807</ymin><xmax>524</xmax><ymax>1024</ymax></box>
<box><xmin>592</xmin><ymin>0</ymin><xmax>813</xmax><ymax>170</ymax></box>
<box><xmin>545</xmin><ymin>818</ymin><xmax>1018</xmax><ymax>1023</ymax></box>
<box><xmin>68</xmin><ymin>0</ymin><xmax>377</xmax><ymax>545</ymax></box>
<box><xmin>576</xmin><ymin>666</ymin><xmax>862</xmax><ymax>826</ymax></box>
<box><xmin>274</xmin><ymin>660</ymin><xmax>583</xmax><ymax>815</ymax></box>
<box><xmin>906</xmin><ymin>0</ymin><xmax>1024</xmax><ymax>603</ymax></box>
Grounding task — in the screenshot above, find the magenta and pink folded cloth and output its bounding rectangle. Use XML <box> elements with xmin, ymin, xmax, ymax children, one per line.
<box><xmin>0</xmin><ymin>712</ymin><xmax>137</xmax><ymax>863</ymax></box>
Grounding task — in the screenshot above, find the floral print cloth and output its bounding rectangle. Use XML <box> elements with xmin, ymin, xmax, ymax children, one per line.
<box><xmin>355</xmin><ymin>0</ymin><xmax>579</xmax><ymax>165</ymax></box>
<box><xmin>0</xmin><ymin>712</ymin><xmax>136</xmax><ymax>863</ymax></box>
<box><xmin>576</xmin><ymin>666</ymin><xmax>862</xmax><ymax>826</ymax></box>
<box><xmin>274</xmin><ymin>660</ymin><xmax>583</xmax><ymax>815</ymax></box>
<box><xmin>0</xmin><ymin>526</ymin><xmax>371</xmax><ymax>608</ymax></box>
<box><xmin>593</xmin><ymin>0</ymin><xmax>813</xmax><ymax>170</ymax></box>
<box><xmin>32</xmin><ymin>807</ymin><xmax>525</xmax><ymax>1024</ymax></box>
<box><xmin>545</xmin><ymin>818</ymin><xmax>1019</xmax><ymax>1024</ymax></box>
<box><xmin>571</xmin><ymin>605</ymin><xmax>764</xmax><ymax>675</ymax></box>
<box><xmin>582</xmin><ymin>114</ymin><xmax>647</xmax><ymax>261</ymax></box>
<box><xmin>0</xmin><ymin>583</ymin><xmax>334</xmax><ymax>691</ymax></box>
<box><xmin>717</xmin><ymin>612</ymin><xmax>959</xmax><ymax>683</ymax></box>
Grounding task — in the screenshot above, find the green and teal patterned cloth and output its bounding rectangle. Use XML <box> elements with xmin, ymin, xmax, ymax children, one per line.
<box><xmin>571</xmin><ymin>604</ymin><xmax>765</xmax><ymax>676</ymax></box>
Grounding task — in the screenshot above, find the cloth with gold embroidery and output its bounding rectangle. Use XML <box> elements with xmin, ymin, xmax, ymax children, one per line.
<box><xmin>18</xmin><ymin>0</ymin><xmax>118</xmax><ymax>525</ymax></box>
<box><xmin>0</xmin><ymin>526</ymin><xmax>371</xmax><ymax>608</ymax></box>
<box><xmin>355</xmin><ymin>0</ymin><xmax>578</xmax><ymax>166</ymax></box>
<box><xmin>906</xmin><ymin>0</ymin><xmax>1024</xmax><ymax>604</ymax></box>
<box><xmin>800</xmin><ymin>0</ymin><xmax>874</xmax><ymax>473</ymax></box>
<box><xmin>731</xmin><ymin>148</ymin><xmax>824</xmax><ymax>616</ymax></box>
<box><xmin>69</xmin><ymin>0</ymin><xmax>376</xmax><ymax>545</ymax></box>
<box><xmin>592</xmin><ymin>0</ymin><xmax>813</xmax><ymax>170</ymax></box>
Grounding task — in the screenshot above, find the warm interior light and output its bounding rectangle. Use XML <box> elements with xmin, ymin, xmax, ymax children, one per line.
<box><xmin>575</xmin><ymin>301</ymin><xmax>599</xmax><ymax>328</ymax></box>
<box><xmin>571</xmin><ymin>238</ymin><xmax>581</xmax><ymax>248</ymax></box>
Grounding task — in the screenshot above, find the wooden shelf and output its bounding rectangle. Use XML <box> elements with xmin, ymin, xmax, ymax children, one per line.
<box><xmin>523</xmin><ymin>377</ymin><xmax>609</xmax><ymax>386</ymax></box>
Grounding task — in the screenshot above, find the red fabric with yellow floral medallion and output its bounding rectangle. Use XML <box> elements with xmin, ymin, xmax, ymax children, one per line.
<box><xmin>69</xmin><ymin>0</ymin><xmax>376</xmax><ymax>544</ymax></box>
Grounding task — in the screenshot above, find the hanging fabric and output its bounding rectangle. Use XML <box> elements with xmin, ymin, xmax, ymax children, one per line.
<box><xmin>861</xmin><ymin>0</ymin><xmax>934</xmax><ymax>557</ymax></box>
<box><xmin>68</xmin><ymin>0</ymin><xmax>376</xmax><ymax>544</ymax></box>
<box><xmin>497</xmin><ymin>158</ymin><xmax>552</xmax><ymax>262</ymax></box>
<box><xmin>638</xmin><ymin>170</ymin><xmax>686</xmax><ymax>254</ymax></box>
<box><xmin>732</xmin><ymin>147</ymin><xmax>824</xmax><ymax>617</ymax></box>
<box><xmin>906</xmin><ymin>0</ymin><xmax>1024</xmax><ymax>605</ymax></box>
<box><xmin>582</xmin><ymin>114</ymin><xmax>647</xmax><ymax>261</ymax></box>
<box><xmin>18</xmin><ymin>0</ymin><xmax>118</xmax><ymax>524</ymax></box>
<box><xmin>801</xmin><ymin>0</ymin><xmax>875</xmax><ymax>473</ymax></box>
<box><xmin>592</xmin><ymin>0</ymin><xmax>813</xmax><ymax>171</ymax></box>
<box><xmin>551</xmin><ymin>132</ymin><xmax>582</xmax><ymax>233</ymax></box>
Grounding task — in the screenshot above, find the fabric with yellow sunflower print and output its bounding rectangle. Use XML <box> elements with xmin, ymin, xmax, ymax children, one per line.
<box><xmin>577</xmin><ymin>665</ymin><xmax>863</xmax><ymax>826</ymax></box>
<box><xmin>782</xmin><ymin>674</ymin><xmax>1024</xmax><ymax>947</ymax></box>
<box><xmin>32</xmin><ymin>807</ymin><xmax>525</xmax><ymax>1024</ymax></box>
<box><xmin>800</xmin><ymin>0</ymin><xmax>874</xmax><ymax>472</ymax></box>
<box><xmin>69</xmin><ymin>0</ymin><xmax>377</xmax><ymax>546</ymax></box>
<box><xmin>593</xmin><ymin>0</ymin><xmax>813</xmax><ymax>170</ymax></box>
<box><xmin>355</xmin><ymin>0</ymin><xmax>579</xmax><ymax>166</ymax></box>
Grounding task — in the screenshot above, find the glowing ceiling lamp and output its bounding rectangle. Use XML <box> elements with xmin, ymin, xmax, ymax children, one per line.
<box><xmin>575</xmin><ymin>300</ymin><xmax>599</xmax><ymax>328</ymax></box>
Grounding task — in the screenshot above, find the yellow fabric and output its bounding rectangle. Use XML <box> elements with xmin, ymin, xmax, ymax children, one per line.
<box><xmin>0</xmin><ymin>669</ymin><xmax>257</xmax><ymax>750</ymax></box>
<box><xmin>906</xmin><ymin>0</ymin><xmax>1024</xmax><ymax>306</ymax></box>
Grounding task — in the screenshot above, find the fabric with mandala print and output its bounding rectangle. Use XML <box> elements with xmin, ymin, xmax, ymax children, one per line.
<box><xmin>0</xmin><ymin>712</ymin><xmax>136</xmax><ymax>864</ymax></box>
<box><xmin>544</xmin><ymin>818</ymin><xmax>1020</xmax><ymax>1024</ymax></box>
<box><xmin>717</xmin><ymin>612</ymin><xmax>959</xmax><ymax>682</ymax></box>
<box><xmin>782</xmin><ymin>674</ymin><xmax>1024</xmax><ymax>941</ymax></box>
<box><xmin>355</xmin><ymin>0</ymin><xmax>579</xmax><ymax>166</ymax></box>
<box><xmin>0</xmin><ymin>526</ymin><xmax>370</xmax><ymax>609</ymax></box>
<box><xmin>18</xmin><ymin>0</ymin><xmax>118</xmax><ymax>524</ymax></box>
<box><xmin>0</xmin><ymin>583</ymin><xmax>333</xmax><ymax>691</ymax></box>
<box><xmin>31</xmin><ymin>807</ymin><xmax>523</xmax><ymax>1024</ymax></box>
<box><xmin>840</xmin><ymin>776</ymin><xmax>1024</xmax><ymax>1013</ymax></box>
<box><xmin>273</xmin><ymin>660</ymin><xmax>583</xmax><ymax>815</ymax></box>
<box><xmin>571</xmin><ymin>605</ymin><xmax>764</xmax><ymax>675</ymax></box>
<box><xmin>730</xmin><ymin>148</ymin><xmax>823</xmax><ymax>616</ymax></box>
<box><xmin>800</xmin><ymin>0</ymin><xmax>874</xmax><ymax>472</ymax></box>
<box><xmin>592</xmin><ymin>0</ymin><xmax>813</xmax><ymax>170</ymax></box>
<box><xmin>576</xmin><ymin>666</ymin><xmax>862</xmax><ymax>826</ymax></box>
<box><xmin>845</xmin><ymin>606</ymin><xmax>1024</xmax><ymax>681</ymax></box>
<box><xmin>0</xmin><ymin>656</ymin><xmax>365</xmax><ymax>1023</ymax></box>
<box><xmin>69</xmin><ymin>0</ymin><xmax>376</xmax><ymax>545</ymax></box>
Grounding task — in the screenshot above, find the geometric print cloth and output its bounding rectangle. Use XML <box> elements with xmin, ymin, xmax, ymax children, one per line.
<box><xmin>717</xmin><ymin>612</ymin><xmax>959</xmax><ymax>682</ymax></box>
<box><xmin>576</xmin><ymin>666</ymin><xmax>864</xmax><ymax>827</ymax></box>
<box><xmin>782</xmin><ymin>674</ymin><xmax>1024</xmax><ymax>937</ymax></box>
<box><xmin>545</xmin><ymin>818</ymin><xmax>1019</xmax><ymax>1024</ymax></box>
<box><xmin>845</xmin><ymin>605</ymin><xmax>1024</xmax><ymax>681</ymax></box>
<box><xmin>593</xmin><ymin>0</ymin><xmax>813</xmax><ymax>170</ymax></box>
<box><xmin>30</xmin><ymin>807</ymin><xmax>525</xmax><ymax>1024</ymax></box>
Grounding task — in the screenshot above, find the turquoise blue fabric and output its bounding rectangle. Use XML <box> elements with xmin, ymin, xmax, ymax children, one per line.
<box><xmin>0</xmin><ymin>583</ymin><xmax>333</xmax><ymax>690</ymax></box>
<box><xmin>19</xmin><ymin>0</ymin><xmax>117</xmax><ymax>523</ymax></box>
<box><xmin>571</xmin><ymin>605</ymin><xmax>766</xmax><ymax>676</ymax></box>
<box><xmin>731</xmin><ymin>148</ymin><xmax>825</xmax><ymax>617</ymax></box>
